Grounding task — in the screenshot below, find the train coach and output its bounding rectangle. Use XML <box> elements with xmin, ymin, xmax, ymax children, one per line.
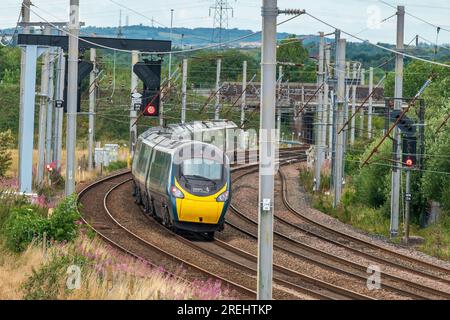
<box><xmin>132</xmin><ymin>128</ymin><xmax>232</xmax><ymax>239</ymax></box>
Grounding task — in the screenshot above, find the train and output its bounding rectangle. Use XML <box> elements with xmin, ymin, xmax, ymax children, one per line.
<box><xmin>132</xmin><ymin>120</ymin><xmax>236</xmax><ymax>239</ymax></box>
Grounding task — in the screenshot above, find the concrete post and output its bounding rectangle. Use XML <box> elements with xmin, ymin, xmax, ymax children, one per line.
<box><xmin>314</xmin><ymin>32</ymin><xmax>325</xmax><ymax>191</ymax></box>
<box><xmin>54</xmin><ymin>48</ymin><xmax>65</xmax><ymax>170</ymax></box>
<box><xmin>65</xmin><ymin>0</ymin><xmax>80</xmax><ymax>196</ymax></box>
<box><xmin>391</xmin><ymin>6</ymin><xmax>405</xmax><ymax>237</ymax></box>
<box><xmin>19</xmin><ymin>45</ymin><xmax>39</xmax><ymax>193</ymax></box>
<box><xmin>241</xmin><ymin>60</ymin><xmax>247</xmax><ymax>127</ymax></box>
<box><xmin>130</xmin><ymin>51</ymin><xmax>139</xmax><ymax>157</ymax></box>
<box><xmin>46</xmin><ymin>44</ymin><xmax>55</xmax><ymax>169</ymax></box>
<box><xmin>18</xmin><ymin>0</ymin><xmax>31</xmax><ymax>187</ymax></box>
<box><xmin>88</xmin><ymin>48</ymin><xmax>96</xmax><ymax>171</ymax></box>
<box><xmin>404</xmin><ymin>170</ymin><xmax>411</xmax><ymax>244</ymax></box>
<box><xmin>333</xmin><ymin>39</ymin><xmax>346</xmax><ymax>207</ymax></box>
<box><xmin>368</xmin><ymin>67</ymin><xmax>374</xmax><ymax>139</ymax></box>
<box><xmin>258</xmin><ymin>0</ymin><xmax>277</xmax><ymax>300</ymax></box>
<box><xmin>350</xmin><ymin>62</ymin><xmax>357</xmax><ymax>145</ymax></box>
<box><xmin>215</xmin><ymin>58</ymin><xmax>222</xmax><ymax>120</ymax></box>
<box><xmin>324</xmin><ymin>45</ymin><xmax>331</xmax><ymax>158</ymax></box>
<box><xmin>181</xmin><ymin>59</ymin><xmax>188</xmax><ymax>124</ymax></box>
<box><xmin>37</xmin><ymin>27</ymin><xmax>51</xmax><ymax>185</ymax></box>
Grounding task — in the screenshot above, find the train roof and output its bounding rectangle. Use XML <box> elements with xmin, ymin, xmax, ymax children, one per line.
<box><xmin>140</xmin><ymin>131</ymin><xmax>225</xmax><ymax>156</ymax></box>
<box><xmin>141</xmin><ymin>120</ymin><xmax>237</xmax><ymax>137</ymax></box>
<box><xmin>167</xmin><ymin>120</ymin><xmax>238</xmax><ymax>135</ymax></box>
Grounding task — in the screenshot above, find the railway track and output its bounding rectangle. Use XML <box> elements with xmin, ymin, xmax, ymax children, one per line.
<box><xmin>78</xmin><ymin>171</ymin><xmax>257</xmax><ymax>300</ymax></box>
<box><xmin>120</xmin><ymin>185</ymin><xmax>372</xmax><ymax>300</ymax></box>
<box><xmin>278</xmin><ymin>168</ymin><xmax>450</xmax><ymax>284</ymax></box>
<box><xmin>77</xmin><ymin>148</ymin><xmax>449</xmax><ymax>300</ymax></box>
<box><xmin>78</xmin><ymin>150</ymin><xmax>373</xmax><ymax>300</ymax></box>
<box><xmin>226</xmin><ymin>162</ymin><xmax>450</xmax><ymax>300</ymax></box>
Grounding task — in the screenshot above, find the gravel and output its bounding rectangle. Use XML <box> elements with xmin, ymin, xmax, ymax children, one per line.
<box><xmin>227</xmin><ymin>164</ymin><xmax>450</xmax><ymax>299</ymax></box>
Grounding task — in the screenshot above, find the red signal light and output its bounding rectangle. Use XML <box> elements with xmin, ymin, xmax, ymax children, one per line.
<box><xmin>144</xmin><ymin>104</ymin><xmax>157</xmax><ymax>116</ymax></box>
<box><xmin>405</xmin><ymin>158</ymin><xmax>413</xmax><ymax>167</ymax></box>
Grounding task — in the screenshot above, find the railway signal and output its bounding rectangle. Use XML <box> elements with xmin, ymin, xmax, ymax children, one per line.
<box><xmin>133</xmin><ymin>60</ymin><xmax>162</xmax><ymax>117</ymax></box>
<box><xmin>402</xmin><ymin>136</ymin><xmax>417</xmax><ymax>168</ymax></box>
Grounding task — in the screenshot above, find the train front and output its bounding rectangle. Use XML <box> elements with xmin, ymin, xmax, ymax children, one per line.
<box><xmin>170</xmin><ymin>142</ymin><xmax>231</xmax><ymax>234</ymax></box>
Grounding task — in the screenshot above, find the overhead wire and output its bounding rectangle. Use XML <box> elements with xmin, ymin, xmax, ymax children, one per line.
<box><xmin>23</xmin><ymin>3</ymin><xmax>304</xmax><ymax>56</ymax></box>
<box><xmin>303</xmin><ymin>11</ymin><xmax>450</xmax><ymax>69</ymax></box>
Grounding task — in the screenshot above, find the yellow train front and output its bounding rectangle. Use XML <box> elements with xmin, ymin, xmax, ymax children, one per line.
<box><xmin>132</xmin><ymin>130</ymin><xmax>231</xmax><ymax>239</ymax></box>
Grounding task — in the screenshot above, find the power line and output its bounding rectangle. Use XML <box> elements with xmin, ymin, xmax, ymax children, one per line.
<box><xmin>379</xmin><ymin>0</ymin><xmax>450</xmax><ymax>33</ymax></box>
<box><xmin>304</xmin><ymin>12</ymin><xmax>450</xmax><ymax>69</ymax></box>
<box><xmin>25</xmin><ymin>3</ymin><xmax>303</xmax><ymax>56</ymax></box>
<box><xmin>345</xmin><ymin>158</ymin><xmax>450</xmax><ymax>176</ymax></box>
<box><xmin>108</xmin><ymin>0</ymin><xmax>167</xmax><ymax>28</ymax></box>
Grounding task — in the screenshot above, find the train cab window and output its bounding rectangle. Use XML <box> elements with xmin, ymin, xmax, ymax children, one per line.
<box><xmin>181</xmin><ymin>158</ymin><xmax>223</xmax><ymax>181</ymax></box>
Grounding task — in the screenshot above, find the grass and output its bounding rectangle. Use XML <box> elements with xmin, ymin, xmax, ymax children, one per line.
<box><xmin>0</xmin><ymin>234</ymin><xmax>237</xmax><ymax>300</ymax></box>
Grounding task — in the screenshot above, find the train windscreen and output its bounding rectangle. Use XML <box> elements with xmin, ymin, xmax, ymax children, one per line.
<box><xmin>181</xmin><ymin>158</ymin><xmax>222</xmax><ymax>181</ymax></box>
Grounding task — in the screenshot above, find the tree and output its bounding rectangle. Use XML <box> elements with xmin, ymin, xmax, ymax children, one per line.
<box><xmin>188</xmin><ymin>49</ymin><xmax>258</xmax><ymax>87</ymax></box>
<box><xmin>276</xmin><ymin>35</ymin><xmax>314</xmax><ymax>82</ymax></box>
<box><xmin>0</xmin><ymin>47</ymin><xmax>21</xmax><ymax>84</ymax></box>
<box><xmin>382</xmin><ymin>59</ymin><xmax>450</xmax><ymax>215</ymax></box>
<box><xmin>0</xmin><ymin>130</ymin><xmax>14</xmax><ymax>177</ymax></box>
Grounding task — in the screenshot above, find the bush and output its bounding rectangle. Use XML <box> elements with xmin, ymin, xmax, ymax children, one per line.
<box><xmin>352</xmin><ymin>139</ymin><xmax>392</xmax><ymax>209</ymax></box>
<box><xmin>48</xmin><ymin>195</ymin><xmax>80</xmax><ymax>242</ymax></box>
<box><xmin>104</xmin><ymin>160</ymin><xmax>127</xmax><ymax>173</ymax></box>
<box><xmin>4</xmin><ymin>206</ymin><xmax>49</xmax><ymax>252</ymax></box>
<box><xmin>3</xmin><ymin>195</ymin><xmax>81</xmax><ymax>252</ymax></box>
<box><xmin>0</xmin><ymin>191</ymin><xmax>28</xmax><ymax>231</ymax></box>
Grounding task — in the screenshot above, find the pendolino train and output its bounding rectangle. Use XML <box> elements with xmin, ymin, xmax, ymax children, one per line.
<box><xmin>132</xmin><ymin>121</ymin><xmax>235</xmax><ymax>239</ymax></box>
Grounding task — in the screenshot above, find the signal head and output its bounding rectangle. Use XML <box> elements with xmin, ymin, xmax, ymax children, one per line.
<box><xmin>144</xmin><ymin>103</ymin><xmax>158</xmax><ymax>116</ymax></box>
<box><xmin>405</xmin><ymin>158</ymin><xmax>414</xmax><ymax>168</ymax></box>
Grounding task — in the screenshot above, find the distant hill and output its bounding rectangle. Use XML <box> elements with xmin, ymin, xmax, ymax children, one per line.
<box><xmin>81</xmin><ymin>25</ymin><xmax>315</xmax><ymax>48</ymax></box>
<box><xmin>2</xmin><ymin>24</ymin><xmax>449</xmax><ymax>71</ymax></box>
<box><xmin>1</xmin><ymin>24</ymin><xmax>326</xmax><ymax>48</ymax></box>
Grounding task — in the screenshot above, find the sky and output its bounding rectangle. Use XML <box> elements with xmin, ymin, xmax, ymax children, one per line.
<box><xmin>1</xmin><ymin>0</ymin><xmax>450</xmax><ymax>45</ymax></box>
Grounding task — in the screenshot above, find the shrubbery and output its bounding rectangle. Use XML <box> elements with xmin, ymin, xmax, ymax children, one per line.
<box><xmin>3</xmin><ymin>206</ymin><xmax>48</xmax><ymax>252</ymax></box>
<box><xmin>2</xmin><ymin>195</ymin><xmax>81</xmax><ymax>253</ymax></box>
<box><xmin>104</xmin><ymin>160</ymin><xmax>128</xmax><ymax>173</ymax></box>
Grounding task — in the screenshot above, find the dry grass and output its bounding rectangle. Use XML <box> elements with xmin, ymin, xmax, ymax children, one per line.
<box><xmin>0</xmin><ymin>241</ymin><xmax>45</xmax><ymax>299</ymax></box>
<box><xmin>7</xmin><ymin>147</ymin><xmax>130</xmax><ymax>183</ymax></box>
<box><xmin>0</xmin><ymin>235</ymin><xmax>236</xmax><ymax>300</ymax></box>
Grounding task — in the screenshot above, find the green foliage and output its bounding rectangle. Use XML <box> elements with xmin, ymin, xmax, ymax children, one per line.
<box><xmin>0</xmin><ymin>46</ymin><xmax>21</xmax><ymax>84</ymax></box>
<box><xmin>188</xmin><ymin>49</ymin><xmax>259</xmax><ymax>87</ymax></box>
<box><xmin>352</xmin><ymin>139</ymin><xmax>392</xmax><ymax>209</ymax></box>
<box><xmin>0</xmin><ymin>193</ymin><xmax>28</xmax><ymax>233</ymax></box>
<box><xmin>0</xmin><ymin>130</ymin><xmax>14</xmax><ymax>177</ymax></box>
<box><xmin>422</xmin><ymin>127</ymin><xmax>450</xmax><ymax>210</ymax></box>
<box><xmin>277</xmin><ymin>35</ymin><xmax>315</xmax><ymax>82</ymax></box>
<box><xmin>48</xmin><ymin>195</ymin><xmax>80</xmax><ymax>242</ymax></box>
<box><xmin>22</xmin><ymin>251</ymin><xmax>87</xmax><ymax>300</ymax></box>
<box><xmin>417</xmin><ymin>214</ymin><xmax>450</xmax><ymax>260</ymax></box>
<box><xmin>104</xmin><ymin>160</ymin><xmax>128</xmax><ymax>173</ymax></box>
<box><xmin>384</xmin><ymin>60</ymin><xmax>450</xmax><ymax>98</ymax></box>
<box><xmin>4</xmin><ymin>206</ymin><xmax>49</xmax><ymax>253</ymax></box>
<box><xmin>3</xmin><ymin>196</ymin><xmax>80</xmax><ymax>253</ymax></box>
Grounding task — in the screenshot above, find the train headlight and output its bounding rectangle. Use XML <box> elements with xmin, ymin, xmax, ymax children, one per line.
<box><xmin>170</xmin><ymin>186</ymin><xmax>185</xmax><ymax>199</ymax></box>
<box><xmin>216</xmin><ymin>191</ymin><xmax>229</xmax><ymax>202</ymax></box>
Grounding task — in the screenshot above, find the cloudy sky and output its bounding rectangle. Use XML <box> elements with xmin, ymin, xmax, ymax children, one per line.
<box><xmin>1</xmin><ymin>0</ymin><xmax>450</xmax><ymax>45</ymax></box>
